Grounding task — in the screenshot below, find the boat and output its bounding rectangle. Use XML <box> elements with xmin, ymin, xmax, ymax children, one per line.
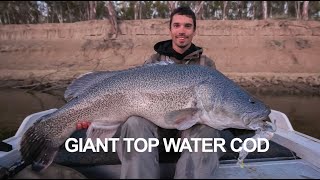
<box><xmin>1</xmin><ymin>108</ymin><xmax>320</xmax><ymax>179</ymax></box>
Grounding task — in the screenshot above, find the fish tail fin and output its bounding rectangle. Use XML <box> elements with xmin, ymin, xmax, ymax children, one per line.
<box><xmin>19</xmin><ymin>121</ymin><xmax>59</xmax><ymax>172</ymax></box>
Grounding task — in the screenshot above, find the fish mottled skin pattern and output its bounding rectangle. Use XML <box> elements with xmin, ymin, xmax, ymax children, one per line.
<box><xmin>20</xmin><ymin>63</ymin><xmax>271</xmax><ymax>172</ymax></box>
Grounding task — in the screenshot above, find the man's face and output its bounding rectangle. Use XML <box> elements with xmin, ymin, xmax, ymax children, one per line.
<box><xmin>170</xmin><ymin>14</ymin><xmax>196</xmax><ymax>53</ymax></box>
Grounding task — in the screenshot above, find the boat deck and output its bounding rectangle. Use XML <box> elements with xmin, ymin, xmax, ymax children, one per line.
<box><xmin>71</xmin><ymin>158</ymin><xmax>320</xmax><ymax>179</ymax></box>
<box><xmin>216</xmin><ymin>159</ymin><xmax>320</xmax><ymax>179</ymax></box>
<box><xmin>1</xmin><ymin>109</ymin><xmax>320</xmax><ymax>179</ymax></box>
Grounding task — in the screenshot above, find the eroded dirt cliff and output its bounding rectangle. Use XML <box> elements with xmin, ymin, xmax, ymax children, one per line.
<box><xmin>0</xmin><ymin>19</ymin><xmax>319</xmax><ymax>94</ymax></box>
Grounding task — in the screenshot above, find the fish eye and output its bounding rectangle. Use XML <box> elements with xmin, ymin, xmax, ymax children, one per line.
<box><xmin>249</xmin><ymin>98</ymin><xmax>255</xmax><ymax>104</ymax></box>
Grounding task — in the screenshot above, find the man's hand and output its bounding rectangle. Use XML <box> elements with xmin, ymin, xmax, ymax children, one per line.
<box><xmin>76</xmin><ymin>121</ymin><xmax>91</xmax><ymax>130</ymax></box>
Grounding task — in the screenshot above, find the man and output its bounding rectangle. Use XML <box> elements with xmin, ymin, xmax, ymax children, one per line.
<box><xmin>76</xmin><ymin>6</ymin><xmax>222</xmax><ymax>179</ymax></box>
<box><xmin>114</xmin><ymin>7</ymin><xmax>221</xmax><ymax>179</ymax></box>
<box><xmin>144</xmin><ymin>7</ymin><xmax>215</xmax><ymax>68</ymax></box>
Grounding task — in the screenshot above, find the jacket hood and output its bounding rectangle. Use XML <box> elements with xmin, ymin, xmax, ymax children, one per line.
<box><xmin>153</xmin><ymin>40</ymin><xmax>203</xmax><ymax>60</ymax></box>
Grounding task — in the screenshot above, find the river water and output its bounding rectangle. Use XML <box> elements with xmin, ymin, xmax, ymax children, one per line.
<box><xmin>0</xmin><ymin>88</ymin><xmax>319</xmax><ymax>141</ymax></box>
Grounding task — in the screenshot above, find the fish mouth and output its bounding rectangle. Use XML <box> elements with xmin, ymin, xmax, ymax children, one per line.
<box><xmin>246</xmin><ymin>115</ymin><xmax>276</xmax><ymax>132</ymax></box>
<box><xmin>243</xmin><ymin>109</ymin><xmax>272</xmax><ymax>128</ymax></box>
<box><xmin>236</xmin><ymin>117</ymin><xmax>276</xmax><ymax>167</ymax></box>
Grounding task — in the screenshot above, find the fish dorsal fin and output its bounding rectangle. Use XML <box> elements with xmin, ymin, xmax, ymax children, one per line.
<box><xmin>165</xmin><ymin>108</ymin><xmax>199</xmax><ymax>130</ymax></box>
<box><xmin>64</xmin><ymin>71</ymin><xmax>121</xmax><ymax>101</ymax></box>
<box><xmin>65</xmin><ymin>60</ymin><xmax>176</xmax><ymax>101</ymax></box>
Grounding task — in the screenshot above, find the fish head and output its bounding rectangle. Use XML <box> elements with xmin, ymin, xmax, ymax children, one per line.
<box><xmin>227</xmin><ymin>90</ymin><xmax>271</xmax><ymax>129</ymax></box>
<box><xmin>199</xmin><ymin>80</ymin><xmax>272</xmax><ymax>131</ymax></box>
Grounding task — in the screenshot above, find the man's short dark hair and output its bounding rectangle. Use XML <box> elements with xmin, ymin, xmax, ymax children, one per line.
<box><xmin>170</xmin><ymin>6</ymin><xmax>196</xmax><ymax>31</ymax></box>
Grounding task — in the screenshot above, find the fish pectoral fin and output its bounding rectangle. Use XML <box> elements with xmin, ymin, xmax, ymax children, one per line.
<box><xmin>86</xmin><ymin>122</ymin><xmax>120</xmax><ymax>142</ymax></box>
<box><xmin>165</xmin><ymin>108</ymin><xmax>199</xmax><ymax>130</ymax></box>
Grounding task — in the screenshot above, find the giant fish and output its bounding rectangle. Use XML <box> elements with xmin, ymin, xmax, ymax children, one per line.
<box><xmin>20</xmin><ymin>63</ymin><xmax>275</xmax><ymax>172</ymax></box>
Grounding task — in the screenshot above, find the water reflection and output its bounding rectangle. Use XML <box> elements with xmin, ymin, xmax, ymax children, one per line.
<box><xmin>254</xmin><ymin>93</ymin><xmax>320</xmax><ymax>139</ymax></box>
<box><xmin>0</xmin><ymin>88</ymin><xmax>319</xmax><ymax>141</ymax></box>
<box><xmin>0</xmin><ymin>88</ymin><xmax>66</xmax><ymax>140</ymax></box>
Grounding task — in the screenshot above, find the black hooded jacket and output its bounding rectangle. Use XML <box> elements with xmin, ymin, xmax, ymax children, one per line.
<box><xmin>144</xmin><ymin>40</ymin><xmax>216</xmax><ymax>69</ymax></box>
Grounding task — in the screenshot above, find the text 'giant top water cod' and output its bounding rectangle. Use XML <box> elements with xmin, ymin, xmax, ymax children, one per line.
<box><xmin>19</xmin><ymin>62</ymin><xmax>276</xmax><ymax>172</ymax></box>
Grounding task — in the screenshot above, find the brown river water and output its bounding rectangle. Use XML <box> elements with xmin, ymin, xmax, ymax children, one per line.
<box><xmin>0</xmin><ymin>88</ymin><xmax>319</xmax><ymax>141</ymax></box>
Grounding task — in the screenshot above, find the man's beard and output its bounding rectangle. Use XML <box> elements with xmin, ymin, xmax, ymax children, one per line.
<box><xmin>177</xmin><ymin>43</ymin><xmax>189</xmax><ymax>49</ymax></box>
